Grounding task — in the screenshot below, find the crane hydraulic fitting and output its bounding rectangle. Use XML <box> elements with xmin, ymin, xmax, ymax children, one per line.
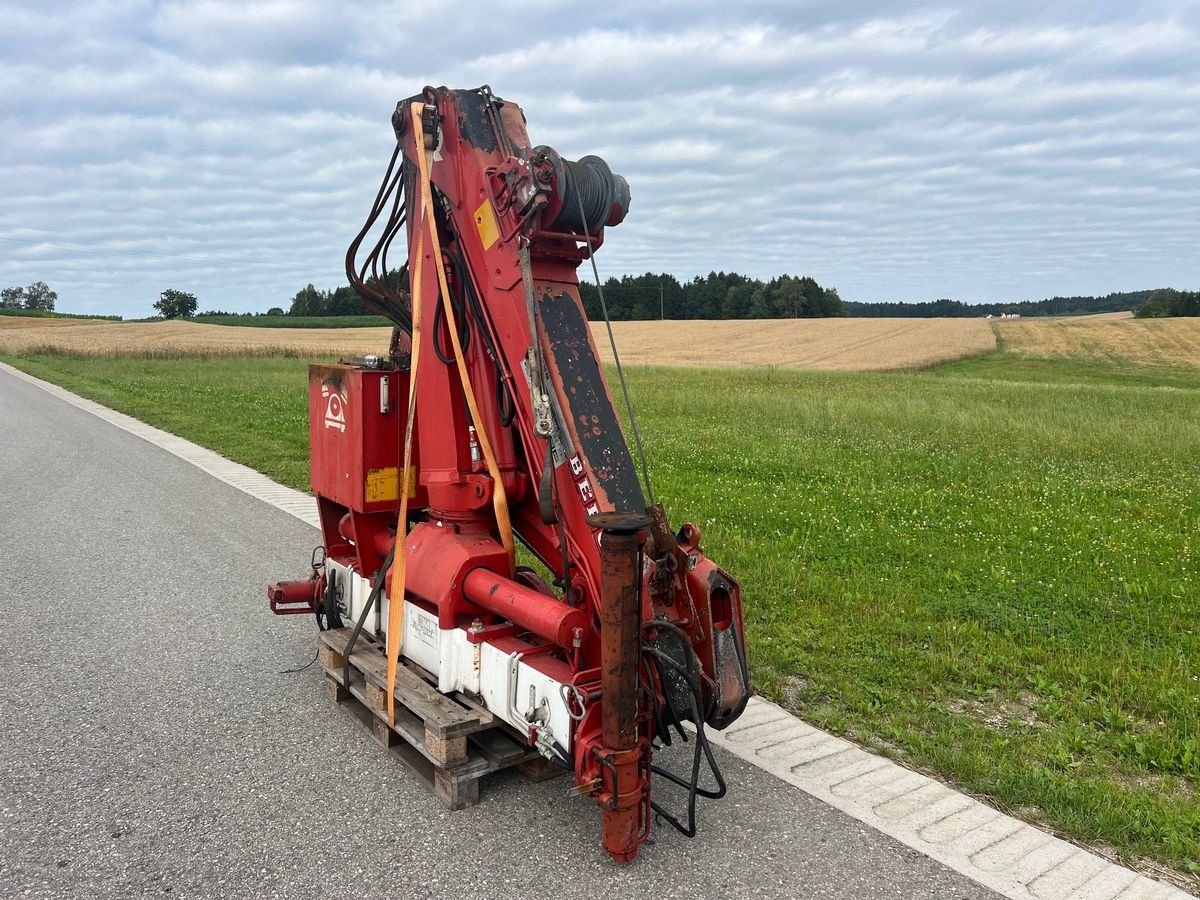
<box><xmin>269</xmin><ymin>85</ymin><xmax>750</xmax><ymax>863</ymax></box>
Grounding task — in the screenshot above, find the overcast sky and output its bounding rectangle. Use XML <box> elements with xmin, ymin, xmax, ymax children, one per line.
<box><xmin>2</xmin><ymin>1</ymin><xmax>1197</xmax><ymax>316</ymax></box>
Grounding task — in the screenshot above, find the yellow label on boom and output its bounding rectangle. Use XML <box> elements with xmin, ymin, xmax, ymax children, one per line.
<box><xmin>473</xmin><ymin>200</ymin><xmax>500</xmax><ymax>250</ymax></box>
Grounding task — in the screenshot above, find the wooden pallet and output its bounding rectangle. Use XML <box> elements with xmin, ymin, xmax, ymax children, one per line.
<box><xmin>317</xmin><ymin>628</ymin><xmax>560</xmax><ymax>809</ymax></box>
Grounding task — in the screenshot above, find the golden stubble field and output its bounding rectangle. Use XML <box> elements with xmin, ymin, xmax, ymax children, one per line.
<box><xmin>2</xmin><ymin>312</ymin><xmax>1197</xmax><ymax>370</ymax></box>
<box><xmin>995</xmin><ymin>312</ymin><xmax>1200</xmax><ymax>368</ymax></box>
<box><xmin>0</xmin><ymin>316</ymin><xmax>997</xmax><ymax>371</ymax></box>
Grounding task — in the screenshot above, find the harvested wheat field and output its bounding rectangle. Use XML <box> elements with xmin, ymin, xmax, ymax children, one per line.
<box><xmin>0</xmin><ymin>318</ymin><xmax>389</xmax><ymax>358</ymax></box>
<box><xmin>0</xmin><ymin>316</ymin><xmax>996</xmax><ymax>371</ymax></box>
<box><xmin>597</xmin><ymin>318</ymin><xmax>995</xmax><ymax>370</ymax></box>
<box><xmin>996</xmin><ymin>313</ymin><xmax>1200</xmax><ymax>368</ymax></box>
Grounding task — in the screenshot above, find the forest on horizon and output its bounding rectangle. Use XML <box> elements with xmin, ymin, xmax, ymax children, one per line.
<box><xmin>273</xmin><ymin>271</ymin><xmax>1175</xmax><ymax>321</ymax></box>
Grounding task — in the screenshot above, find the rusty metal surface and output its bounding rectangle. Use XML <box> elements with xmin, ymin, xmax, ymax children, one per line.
<box><xmin>596</xmin><ymin>524</ymin><xmax>647</xmax><ymax>862</ymax></box>
<box><xmin>539</xmin><ymin>289</ymin><xmax>645</xmax><ymax>514</ymax></box>
<box><xmin>454</xmin><ymin>88</ymin><xmax>501</xmax><ymax>152</ymax></box>
<box><xmin>598</xmin><ymin>530</ymin><xmax>641</xmax><ymax>751</ymax></box>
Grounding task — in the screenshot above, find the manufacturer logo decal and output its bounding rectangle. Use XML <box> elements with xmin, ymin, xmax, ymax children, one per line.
<box><xmin>322</xmin><ymin>382</ymin><xmax>348</xmax><ymax>432</ymax></box>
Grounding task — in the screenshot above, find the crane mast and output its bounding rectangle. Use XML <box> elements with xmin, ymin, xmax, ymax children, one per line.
<box><xmin>270</xmin><ymin>86</ymin><xmax>750</xmax><ymax>862</ymax></box>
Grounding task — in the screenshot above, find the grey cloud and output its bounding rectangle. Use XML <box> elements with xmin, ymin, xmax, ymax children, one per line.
<box><xmin>1</xmin><ymin>1</ymin><xmax>1197</xmax><ymax>315</ymax></box>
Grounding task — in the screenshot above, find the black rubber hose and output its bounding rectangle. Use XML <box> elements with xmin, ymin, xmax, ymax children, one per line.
<box><xmin>642</xmin><ymin>646</ymin><xmax>726</xmax><ymax>838</ymax></box>
<box><xmin>431</xmin><ymin>286</ymin><xmax>471</xmax><ymax>365</ymax></box>
<box><xmin>340</xmin><ymin>545</ymin><xmax>396</xmax><ymax>691</ymax></box>
<box><xmin>447</xmin><ymin>243</ymin><xmax>516</xmax><ymax>427</ymax></box>
<box><xmin>640</xmin><ymin>626</ymin><xmax>729</xmax><ymax>840</ymax></box>
<box><xmin>643</xmin><ymin>654</ymin><xmax>672</xmax><ymax>748</ymax></box>
<box><xmin>643</xmin><ymin>645</ymin><xmax>726</xmax><ymax>799</ymax></box>
<box><xmin>345</xmin><ymin>148</ymin><xmax>413</xmax><ymax>333</ymax></box>
<box><xmin>644</xmin><ymin>618</ymin><xmax>719</xmax><ymax>719</ymax></box>
<box><xmin>316</xmin><ymin>568</ymin><xmax>344</xmax><ymax>631</ymax></box>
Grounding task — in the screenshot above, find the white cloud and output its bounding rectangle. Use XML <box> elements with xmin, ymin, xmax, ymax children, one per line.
<box><xmin>1</xmin><ymin>1</ymin><xmax>1198</xmax><ymax>315</ymax></box>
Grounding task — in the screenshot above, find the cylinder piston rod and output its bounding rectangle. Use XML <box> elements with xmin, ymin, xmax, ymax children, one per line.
<box><xmin>462</xmin><ymin>567</ymin><xmax>588</xmax><ymax>647</ymax></box>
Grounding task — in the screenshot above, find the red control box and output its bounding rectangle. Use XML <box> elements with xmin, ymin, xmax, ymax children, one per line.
<box><xmin>308</xmin><ymin>363</ymin><xmax>411</xmax><ymax>514</ymax></box>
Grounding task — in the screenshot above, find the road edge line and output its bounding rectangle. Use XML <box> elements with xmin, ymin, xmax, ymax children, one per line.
<box><xmin>1</xmin><ymin>361</ymin><xmax>318</xmax><ymax>528</ymax></box>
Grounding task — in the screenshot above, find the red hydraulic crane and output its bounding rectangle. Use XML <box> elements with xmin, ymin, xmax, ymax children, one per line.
<box><xmin>269</xmin><ymin>85</ymin><xmax>750</xmax><ymax>862</ymax></box>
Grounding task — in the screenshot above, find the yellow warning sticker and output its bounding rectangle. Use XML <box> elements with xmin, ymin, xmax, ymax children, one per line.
<box><xmin>365</xmin><ymin>466</ymin><xmax>417</xmax><ymax>503</ymax></box>
<box><xmin>365</xmin><ymin>467</ymin><xmax>398</xmax><ymax>503</ymax></box>
<box><xmin>473</xmin><ymin>199</ymin><xmax>500</xmax><ymax>250</ymax></box>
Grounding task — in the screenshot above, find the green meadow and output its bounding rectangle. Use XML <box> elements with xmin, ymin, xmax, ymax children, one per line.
<box><xmin>3</xmin><ymin>348</ymin><xmax>1197</xmax><ymax>881</ymax></box>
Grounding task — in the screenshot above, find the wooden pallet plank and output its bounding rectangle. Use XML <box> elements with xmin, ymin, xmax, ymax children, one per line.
<box><xmin>316</xmin><ymin>629</ymin><xmax>558</xmax><ymax>809</ymax></box>
<box><xmin>320</xmin><ymin>630</ymin><xmax>488</xmax><ymax>737</ymax></box>
<box><xmin>371</xmin><ymin>718</ymin><xmax>401</xmax><ymax>748</ymax></box>
<box><xmin>434</xmin><ymin>767</ymin><xmax>478</xmax><ymax>810</ymax></box>
<box><xmin>322</xmin><ymin>654</ymin><xmax>493</xmax><ymax>777</ymax></box>
<box><xmin>518</xmin><ymin>756</ymin><xmax>566</xmax><ymax>783</ymax></box>
<box><xmin>448</xmin><ymin>690</ymin><xmax>496</xmax><ymax>727</ymax></box>
<box><xmin>323</xmin><ymin>672</ymin><xmax>348</xmax><ymax>703</ymax></box>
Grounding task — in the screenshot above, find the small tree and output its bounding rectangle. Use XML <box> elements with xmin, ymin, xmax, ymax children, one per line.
<box><xmin>0</xmin><ymin>286</ymin><xmax>26</xmax><ymax>309</ymax></box>
<box><xmin>1135</xmin><ymin>299</ymin><xmax>1169</xmax><ymax>318</ymax></box>
<box><xmin>23</xmin><ymin>281</ymin><xmax>57</xmax><ymax>311</ymax></box>
<box><xmin>155</xmin><ymin>289</ymin><xmax>198</xmax><ymax>319</ymax></box>
<box><xmin>266</xmin><ymin>306</ymin><xmax>285</xmax><ymax>316</ymax></box>
<box><xmin>289</xmin><ymin>283</ymin><xmax>327</xmax><ymax>317</ymax></box>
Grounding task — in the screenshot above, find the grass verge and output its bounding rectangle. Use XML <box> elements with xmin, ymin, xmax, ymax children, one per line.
<box><xmin>3</xmin><ymin>349</ymin><xmax>1197</xmax><ymax>882</ymax></box>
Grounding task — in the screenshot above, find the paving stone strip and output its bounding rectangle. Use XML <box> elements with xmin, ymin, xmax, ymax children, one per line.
<box><xmin>707</xmin><ymin>698</ymin><xmax>1191</xmax><ymax>899</ymax></box>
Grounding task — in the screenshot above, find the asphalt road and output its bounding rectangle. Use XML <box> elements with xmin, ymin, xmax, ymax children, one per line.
<box><xmin>0</xmin><ymin>367</ymin><xmax>1003</xmax><ymax>900</ymax></box>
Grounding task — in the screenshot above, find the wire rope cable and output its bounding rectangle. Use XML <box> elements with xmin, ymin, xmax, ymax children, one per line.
<box><xmin>571</xmin><ymin>191</ymin><xmax>656</xmax><ymax>506</ymax></box>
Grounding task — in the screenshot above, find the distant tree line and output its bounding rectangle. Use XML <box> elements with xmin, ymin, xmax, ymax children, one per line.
<box><xmin>1</xmin><ymin>281</ymin><xmax>57</xmax><ymax>311</ymax></box>
<box><xmin>263</xmin><ymin>275</ymin><xmax>1192</xmax><ymax>321</ymax></box>
<box><xmin>845</xmin><ymin>290</ymin><xmax>1158</xmax><ymax>318</ymax></box>
<box><xmin>287</xmin><ymin>282</ymin><xmax>371</xmax><ymax>317</ymax></box>
<box><xmin>276</xmin><ymin>270</ymin><xmax>845</xmax><ymax>320</ymax></box>
<box><xmin>1134</xmin><ymin>289</ymin><xmax>1200</xmax><ymax>318</ymax></box>
<box><xmin>578</xmin><ymin>272</ymin><xmax>847</xmax><ymax>320</ymax></box>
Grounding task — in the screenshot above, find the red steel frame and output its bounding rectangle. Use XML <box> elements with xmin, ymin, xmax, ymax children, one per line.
<box><xmin>272</xmin><ymin>86</ymin><xmax>750</xmax><ymax>862</ymax></box>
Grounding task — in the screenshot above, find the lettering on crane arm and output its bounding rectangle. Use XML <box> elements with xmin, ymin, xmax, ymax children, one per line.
<box><xmin>569</xmin><ymin>454</ymin><xmax>600</xmax><ymax>518</ymax></box>
<box><xmin>322</xmin><ymin>382</ymin><xmax>348</xmax><ymax>432</ymax></box>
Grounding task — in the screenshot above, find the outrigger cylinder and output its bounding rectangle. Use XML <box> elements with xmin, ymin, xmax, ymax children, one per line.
<box><xmin>592</xmin><ymin>511</ymin><xmax>651</xmax><ymax>863</ymax></box>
